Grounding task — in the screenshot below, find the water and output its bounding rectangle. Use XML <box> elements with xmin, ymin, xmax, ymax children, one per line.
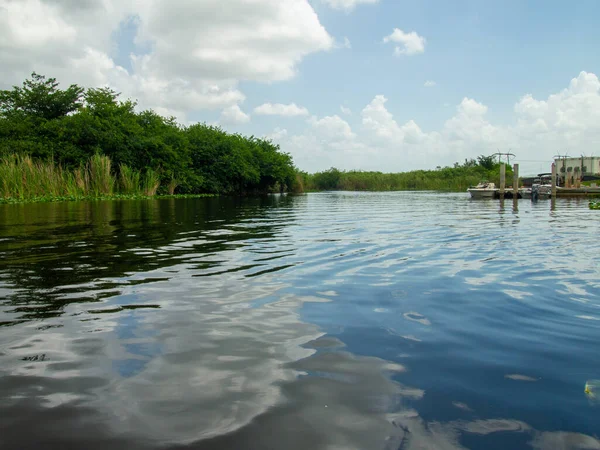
<box><xmin>0</xmin><ymin>192</ymin><xmax>599</xmax><ymax>449</ymax></box>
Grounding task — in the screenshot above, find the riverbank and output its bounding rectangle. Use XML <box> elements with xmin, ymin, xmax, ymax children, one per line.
<box><xmin>0</xmin><ymin>193</ymin><xmax>215</xmax><ymax>205</ymax></box>
<box><xmin>0</xmin><ymin>153</ymin><xmax>217</xmax><ymax>204</ymax></box>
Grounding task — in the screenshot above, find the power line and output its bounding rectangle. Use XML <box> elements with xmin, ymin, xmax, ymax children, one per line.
<box><xmin>492</xmin><ymin>150</ymin><xmax>516</xmax><ymax>165</ymax></box>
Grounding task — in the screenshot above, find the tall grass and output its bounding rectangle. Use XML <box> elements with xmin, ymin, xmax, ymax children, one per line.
<box><xmin>0</xmin><ymin>154</ymin><xmax>167</xmax><ymax>201</ymax></box>
<box><xmin>167</xmin><ymin>177</ymin><xmax>178</xmax><ymax>195</ymax></box>
<box><xmin>142</xmin><ymin>169</ymin><xmax>161</xmax><ymax>196</ymax></box>
<box><xmin>120</xmin><ymin>164</ymin><xmax>141</xmax><ymax>195</ymax></box>
<box><xmin>0</xmin><ymin>155</ymin><xmax>77</xmax><ymax>199</ymax></box>
<box><xmin>87</xmin><ymin>154</ymin><xmax>114</xmax><ymax>196</ymax></box>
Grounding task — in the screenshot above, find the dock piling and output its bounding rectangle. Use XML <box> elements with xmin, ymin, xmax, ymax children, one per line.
<box><xmin>513</xmin><ymin>163</ymin><xmax>519</xmax><ymax>198</ymax></box>
<box><xmin>551</xmin><ymin>163</ymin><xmax>557</xmax><ymax>198</ymax></box>
<box><xmin>500</xmin><ymin>164</ymin><xmax>506</xmax><ymax>197</ymax></box>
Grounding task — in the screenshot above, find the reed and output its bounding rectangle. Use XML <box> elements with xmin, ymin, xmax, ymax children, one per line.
<box><xmin>0</xmin><ymin>154</ymin><xmax>162</xmax><ymax>201</ymax></box>
<box><xmin>0</xmin><ymin>155</ymin><xmax>71</xmax><ymax>199</ymax></box>
<box><xmin>86</xmin><ymin>154</ymin><xmax>115</xmax><ymax>196</ymax></box>
<box><xmin>292</xmin><ymin>173</ymin><xmax>305</xmax><ymax>193</ymax></box>
<box><xmin>167</xmin><ymin>177</ymin><xmax>178</xmax><ymax>195</ymax></box>
<box><xmin>119</xmin><ymin>164</ymin><xmax>141</xmax><ymax>195</ymax></box>
<box><xmin>142</xmin><ymin>169</ymin><xmax>161</xmax><ymax>196</ymax></box>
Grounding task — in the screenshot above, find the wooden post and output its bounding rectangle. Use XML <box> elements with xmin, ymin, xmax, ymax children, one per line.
<box><xmin>513</xmin><ymin>163</ymin><xmax>519</xmax><ymax>199</ymax></box>
<box><xmin>499</xmin><ymin>163</ymin><xmax>506</xmax><ymax>198</ymax></box>
<box><xmin>551</xmin><ymin>163</ymin><xmax>557</xmax><ymax>198</ymax></box>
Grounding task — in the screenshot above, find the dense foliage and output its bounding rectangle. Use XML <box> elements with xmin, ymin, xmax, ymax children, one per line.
<box><xmin>0</xmin><ymin>73</ymin><xmax>297</xmax><ymax>196</ymax></box>
<box><xmin>301</xmin><ymin>159</ymin><xmax>514</xmax><ymax>192</ymax></box>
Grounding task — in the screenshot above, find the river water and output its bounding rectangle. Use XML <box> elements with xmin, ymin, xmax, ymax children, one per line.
<box><xmin>0</xmin><ymin>192</ymin><xmax>599</xmax><ymax>449</ymax></box>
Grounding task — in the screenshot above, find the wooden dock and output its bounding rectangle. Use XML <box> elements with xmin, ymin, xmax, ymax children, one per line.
<box><xmin>556</xmin><ymin>187</ymin><xmax>600</xmax><ymax>197</ymax></box>
<box><xmin>493</xmin><ymin>188</ymin><xmax>600</xmax><ymax>199</ymax></box>
<box><xmin>494</xmin><ymin>163</ymin><xmax>600</xmax><ymax>199</ymax></box>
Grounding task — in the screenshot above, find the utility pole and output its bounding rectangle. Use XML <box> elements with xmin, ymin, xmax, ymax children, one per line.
<box><xmin>554</xmin><ymin>153</ymin><xmax>570</xmax><ymax>187</ymax></box>
<box><xmin>492</xmin><ymin>151</ymin><xmax>516</xmax><ymax>165</ymax></box>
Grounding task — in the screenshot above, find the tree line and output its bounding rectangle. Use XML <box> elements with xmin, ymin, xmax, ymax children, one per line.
<box><xmin>300</xmin><ymin>156</ymin><xmax>512</xmax><ymax>192</ymax></box>
<box><xmin>0</xmin><ymin>73</ymin><xmax>298</xmax><ymax>197</ymax></box>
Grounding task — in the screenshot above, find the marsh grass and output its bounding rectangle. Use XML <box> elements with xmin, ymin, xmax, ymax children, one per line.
<box><xmin>87</xmin><ymin>154</ymin><xmax>114</xmax><ymax>196</ymax></box>
<box><xmin>142</xmin><ymin>169</ymin><xmax>161</xmax><ymax>196</ymax></box>
<box><xmin>0</xmin><ymin>154</ymin><xmax>172</xmax><ymax>202</ymax></box>
<box><xmin>167</xmin><ymin>178</ymin><xmax>178</xmax><ymax>195</ymax></box>
<box><xmin>0</xmin><ymin>155</ymin><xmax>72</xmax><ymax>199</ymax></box>
<box><xmin>119</xmin><ymin>164</ymin><xmax>141</xmax><ymax>195</ymax></box>
<box><xmin>302</xmin><ymin>166</ymin><xmax>512</xmax><ymax>192</ymax></box>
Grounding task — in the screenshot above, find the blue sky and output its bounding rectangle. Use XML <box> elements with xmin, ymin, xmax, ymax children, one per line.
<box><xmin>2</xmin><ymin>0</ymin><xmax>600</xmax><ymax>174</ymax></box>
<box><xmin>237</xmin><ymin>0</ymin><xmax>600</xmax><ymax>136</ymax></box>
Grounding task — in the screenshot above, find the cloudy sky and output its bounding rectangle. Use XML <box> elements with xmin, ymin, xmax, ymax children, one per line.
<box><xmin>1</xmin><ymin>0</ymin><xmax>600</xmax><ymax>174</ymax></box>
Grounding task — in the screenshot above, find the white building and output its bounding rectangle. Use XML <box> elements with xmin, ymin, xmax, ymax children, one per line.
<box><xmin>554</xmin><ymin>156</ymin><xmax>600</xmax><ymax>181</ymax></box>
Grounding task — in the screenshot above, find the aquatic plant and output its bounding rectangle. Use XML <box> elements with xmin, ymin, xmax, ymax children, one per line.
<box><xmin>167</xmin><ymin>177</ymin><xmax>178</xmax><ymax>195</ymax></box>
<box><xmin>119</xmin><ymin>164</ymin><xmax>141</xmax><ymax>195</ymax></box>
<box><xmin>142</xmin><ymin>169</ymin><xmax>161</xmax><ymax>196</ymax></box>
<box><xmin>86</xmin><ymin>154</ymin><xmax>114</xmax><ymax>196</ymax></box>
<box><xmin>0</xmin><ymin>154</ymin><xmax>173</xmax><ymax>203</ymax></box>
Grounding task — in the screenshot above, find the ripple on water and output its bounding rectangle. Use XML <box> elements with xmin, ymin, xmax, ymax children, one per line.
<box><xmin>0</xmin><ymin>193</ymin><xmax>599</xmax><ymax>449</ymax></box>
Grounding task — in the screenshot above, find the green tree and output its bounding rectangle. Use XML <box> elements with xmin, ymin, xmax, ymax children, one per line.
<box><xmin>312</xmin><ymin>167</ymin><xmax>342</xmax><ymax>190</ymax></box>
<box><xmin>0</xmin><ymin>72</ymin><xmax>83</xmax><ymax>121</ymax></box>
<box><xmin>477</xmin><ymin>154</ymin><xmax>496</xmax><ymax>170</ymax></box>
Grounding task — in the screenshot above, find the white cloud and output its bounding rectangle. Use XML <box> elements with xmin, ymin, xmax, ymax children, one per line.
<box><xmin>254</xmin><ymin>103</ymin><xmax>310</xmax><ymax>117</ymax></box>
<box><xmin>287</xmin><ymin>116</ymin><xmax>370</xmax><ymax>170</ymax></box>
<box><xmin>133</xmin><ymin>0</ymin><xmax>334</xmax><ymax>83</ymax></box>
<box><xmin>343</xmin><ymin>37</ymin><xmax>352</xmax><ymax>49</ymax></box>
<box><xmin>220</xmin><ymin>104</ymin><xmax>251</xmax><ymax>125</ymax></box>
<box><xmin>277</xmin><ymin>72</ymin><xmax>600</xmax><ymax>175</ymax></box>
<box><xmin>442</xmin><ymin>98</ymin><xmax>503</xmax><ymax>151</ymax></box>
<box><xmin>512</xmin><ymin>71</ymin><xmax>600</xmax><ymax>153</ymax></box>
<box><xmin>0</xmin><ymin>0</ymin><xmax>333</xmax><ymax>122</ymax></box>
<box><xmin>340</xmin><ymin>106</ymin><xmax>352</xmax><ymax>115</ymax></box>
<box><xmin>383</xmin><ymin>29</ymin><xmax>426</xmax><ymax>56</ymax></box>
<box><xmin>309</xmin><ymin>115</ymin><xmax>356</xmax><ymax>140</ymax></box>
<box><xmin>361</xmin><ymin>95</ymin><xmax>429</xmax><ymax>146</ymax></box>
<box><xmin>424</xmin><ymin>80</ymin><xmax>437</xmax><ymax>87</ymax></box>
<box><xmin>265</xmin><ymin>128</ymin><xmax>288</xmax><ymax>141</ymax></box>
<box><xmin>321</xmin><ymin>0</ymin><xmax>379</xmax><ymax>12</ymax></box>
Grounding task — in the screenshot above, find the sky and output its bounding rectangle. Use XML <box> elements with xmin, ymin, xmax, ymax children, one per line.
<box><xmin>1</xmin><ymin>0</ymin><xmax>600</xmax><ymax>175</ymax></box>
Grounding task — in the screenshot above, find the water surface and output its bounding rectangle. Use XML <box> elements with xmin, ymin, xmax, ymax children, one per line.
<box><xmin>1</xmin><ymin>193</ymin><xmax>599</xmax><ymax>449</ymax></box>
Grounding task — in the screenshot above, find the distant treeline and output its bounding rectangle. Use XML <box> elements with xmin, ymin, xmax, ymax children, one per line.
<box><xmin>0</xmin><ymin>73</ymin><xmax>298</xmax><ymax>198</ymax></box>
<box><xmin>300</xmin><ymin>156</ymin><xmax>513</xmax><ymax>192</ymax></box>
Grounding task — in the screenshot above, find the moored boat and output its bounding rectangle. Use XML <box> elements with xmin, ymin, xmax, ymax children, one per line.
<box><xmin>519</xmin><ymin>174</ymin><xmax>552</xmax><ymax>200</ymax></box>
<box><xmin>467</xmin><ymin>182</ymin><xmax>497</xmax><ymax>199</ymax></box>
<box><xmin>531</xmin><ymin>175</ymin><xmax>552</xmax><ymax>201</ymax></box>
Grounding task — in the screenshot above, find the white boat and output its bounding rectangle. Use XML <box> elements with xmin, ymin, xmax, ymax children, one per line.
<box><xmin>467</xmin><ymin>182</ymin><xmax>498</xmax><ymax>199</ymax></box>
<box><xmin>521</xmin><ymin>174</ymin><xmax>552</xmax><ymax>200</ymax></box>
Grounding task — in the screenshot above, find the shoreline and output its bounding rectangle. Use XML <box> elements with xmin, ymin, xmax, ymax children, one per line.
<box><xmin>0</xmin><ymin>193</ymin><xmax>216</xmax><ymax>205</ymax></box>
